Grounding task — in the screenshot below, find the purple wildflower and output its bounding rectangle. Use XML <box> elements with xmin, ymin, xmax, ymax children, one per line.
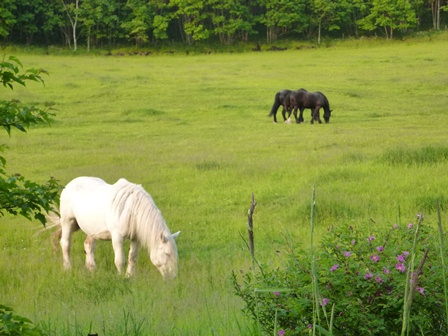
<box><xmin>278</xmin><ymin>330</ymin><xmax>285</xmax><ymax>336</ymax></box>
<box><xmin>375</xmin><ymin>276</ymin><xmax>383</xmax><ymax>283</ymax></box>
<box><xmin>383</xmin><ymin>267</ymin><xmax>391</xmax><ymax>274</ymax></box>
<box><xmin>396</xmin><ymin>263</ymin><xmax>406</xmax><ymax>273</ymax></box>
<box><xmin>397</xmin><ymin>254</ymin><xmax>406</xmax><ymax>263</ymax></box>
<box><xmin>376</xmin><ymin>246</ymin><xmax>384</xmax><ymax>252</ymax></box>
<box><xmin>416</xmin><ymin>287</ymin><xmax>425</xmax><ymax>296</ymax></box>
<box><xmin>367</xmin><ymin>236</ymin><xmax>375</xmax><ymax>243</ymax></box>
<box><xmin>330</xmin><ymin>264</ymin><xmax>339</xmax><ymax>272</ymax></box>
<box><xmin>274</xmin><ymin>292</ymin><xmax>280</xmax><ymax>297</ymax></box>
<box><xmin>364</xmin><ymin>273</ymin><xmax>373</xmax><ymax>280</ymax></box>
<box><xmin>370</xmin><ymin>254</ymin><xmax>380</xmax><ymax>263</ymax></box>
<box><xmin>393</xmin><ymin>224</ymin><xmax>398</xmax><ymax>229</ymax></box>
<box><xmin>403</xmin><ymin>251</ymin><xmax>409</xmax><ymax>257</ymax></box>
<box><xmin>320</xmin><ymin>298</ymin><xmax>329</xmax><ymax>306</ymax></box>
<box><xmin>408</xmin><ymin>223</ymin><xmax>413</xmax><ymax>229</ymax></box>
<box><xmin>343</xmin><ymin>251</ymin><xmax>351</xmax><ymax>257</ymax></box>
<box><xmin>351</xmin><ymin>239</ymin><xmax>356</xmax><ymax>245</ymax></box>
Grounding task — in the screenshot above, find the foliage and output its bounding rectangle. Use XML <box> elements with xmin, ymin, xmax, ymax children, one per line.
<box><xmin>233</xmin><ymin>216</ymin><xmax>447</xmax><ymax>335</ymax></box>
<box><xmin>0</xmin><ymin>0</ymin><xmax>445</xmax><ymax>47</ymax></box>
<box><xmin>0</xmin><ymin>55</ymin><xmax>60</xmax><ymax>225</ymax></box>
<box><xmin>0</xmin><ymin>304</ymin><xmax>47</xmax><ymax>336</ymax></box>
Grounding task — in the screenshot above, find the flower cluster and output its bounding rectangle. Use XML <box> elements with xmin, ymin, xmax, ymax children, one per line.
<box><xmin>233</xmin><ymin>215</ymin><xmax>445</xmax><ymax>336</ymax></box>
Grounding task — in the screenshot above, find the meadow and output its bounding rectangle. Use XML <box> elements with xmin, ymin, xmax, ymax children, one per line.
<box><xmin>1</xmin><ymin>32</ymin><xmax>448</xmax><ymax>335</ymax></box>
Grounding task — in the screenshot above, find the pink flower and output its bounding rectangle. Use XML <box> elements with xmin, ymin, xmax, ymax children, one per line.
<box><xmin>397</xmin><ymin>254</ymin><xmax>406</xmax><ymax>263</ymax></box>
<box><xmin>416</xmin><ymin>287</ymin><xmax>425</xmax><ymax>296</ymax></box>
<box><xmin>396</xmin><ymin>263</ymin><xmax>406</xmax><ymax>273</ymax></box>
<box><xmin>274</xmin><ymin>292</ymin><xmax>280</xmax><ymax>297</ymax></box>
<box><xmin>370</xmin><ymin>254</ymin><xmax>380</xmax><ymax>262</ymax></box>
<box><xmin>278</xmin><ymin>330</ymin><xmax>285</xmax><ymax>336</ymax></box>
<box><xmin>403</xmin><ymin>251</ymin><xmax>409</xmax><ymax>257</ymax></box>
<box><xmin>393</xmin><ymin>224</ymin><xmax>398</xmax><ymax>229</ymax></box>
<box><xmin>376</xmin><ymin>246</ymin><xmax>384</xmax><ymax>252</ymax></box>
<box><xmin>375</xmin><ymin>276</ymin><xmax>383</xmax><ymax>283</ymax></box>
<box><xmin>367</xmin><ymin>236</ymin><xmax>375</xmax><ymax>243</ymax></box>
<box><xmin>330</xmin><ymin>264</ymin><xmax>339</xmax><ymax>272</ymax></box>
<box><xmin>343</xmin><ymin>251</ymin><xmax>351</xmax><ymax>257</ymax></box>
<box><xmin>383</xmin><ymin>267</ymin><xmax>391</xmax><ymax>274</ymax></box>
<box><xmin>351</xmin><ymin>239</ymin><xmax>356</xmax><ymax>245</ymax></box>
<box><xmin>364</xmin><ymin>273</ymin><xmax>373</xmax><ymax>280</ymax></box>
<box><xmin>408</xmin><ymin>223</ymin><xmax>413</xmax><ymax>229</ymax></box>
<box><xmin>320</xmin><ymin>298</ymin><xmax>329</xmax><ymax>306</ymax></box>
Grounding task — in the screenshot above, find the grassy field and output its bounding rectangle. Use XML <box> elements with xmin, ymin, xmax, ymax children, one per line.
<box><xmin>1</xmin><ymin>32</ymin><xmax>448</xmax><ymax>335</ymax></box>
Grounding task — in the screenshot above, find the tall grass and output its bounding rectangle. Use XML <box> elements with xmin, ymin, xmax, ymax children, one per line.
<box><xmin>1</xmin><ymin>33</ymin><xmax>448</xmax><ymax>334</ymax></box>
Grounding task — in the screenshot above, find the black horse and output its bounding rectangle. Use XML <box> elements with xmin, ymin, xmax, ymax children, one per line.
<box><xmin>290</xmin><ymin>88</ymin><xmax>333</xmax><ymax>124</ymax></box>
<box><xmin>268</xmin><ymin>89</ymin><xmax>293</xmax><ymax>123</ymax></box>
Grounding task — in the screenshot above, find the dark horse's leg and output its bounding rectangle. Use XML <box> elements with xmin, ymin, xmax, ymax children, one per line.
<box><xmin>281</xmin><ymin>106</ymin><xmax>288</xmax><ymax>122</ymax></box>
<box><xmin>311</xmin><ymin>107</ymin><xmax>322</xmax><ymax>124</ymax></box>
<box><xmin>297</xmin><ymin>108</ymin><xmax>305</xmax><ymax>123</ymax></box>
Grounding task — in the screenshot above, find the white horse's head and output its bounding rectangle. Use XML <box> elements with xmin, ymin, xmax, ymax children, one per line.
<box><xmin>150</xmin><ymin>231</ymin><xmax>180</xmax><ymax>280</ymax></box>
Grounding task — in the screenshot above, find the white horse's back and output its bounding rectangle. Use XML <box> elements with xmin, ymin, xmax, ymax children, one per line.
<box><xmin>60</xmin><ymin>177</ymin><xmax>114</xmax><ymax>238</ymax></box>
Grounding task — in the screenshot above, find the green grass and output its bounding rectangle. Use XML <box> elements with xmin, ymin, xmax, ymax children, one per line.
<box><xmin>1</xmin><ymin>33</ymin><xmax>448</xmax><ymax>334</ymax></box>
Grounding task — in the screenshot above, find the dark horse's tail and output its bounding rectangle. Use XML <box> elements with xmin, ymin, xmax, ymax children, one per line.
<box><xmin>268</xmin><ymin>92</ymin><xmax>281</xmax><ymax>117</ymax></box>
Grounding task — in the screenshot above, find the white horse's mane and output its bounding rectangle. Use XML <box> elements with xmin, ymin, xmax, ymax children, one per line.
<box><xmin>111</xmin><ymin>178</ymin><xmax>171</xmax><ymax>249</ymax></box>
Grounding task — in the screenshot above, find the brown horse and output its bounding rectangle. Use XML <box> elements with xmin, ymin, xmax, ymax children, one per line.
<box><xmin>268</xmin><ymin>89</ymin><xmax>293</xmax><ymax>123</ymax></box>
<box><xmin>290</xmin><ymin>89</ymin><xmax>333</xmax><ymax>124</ymax></box>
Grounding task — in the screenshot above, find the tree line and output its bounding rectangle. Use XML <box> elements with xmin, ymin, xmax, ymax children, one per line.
<box><xmin>0</xmin><ymin>0</ymin><xmax>447</xmax><ymax>50</ymax></box>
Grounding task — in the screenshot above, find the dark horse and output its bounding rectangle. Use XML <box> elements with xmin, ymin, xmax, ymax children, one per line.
<box><xmin>268</xmin><ymin>89</ymin><xmax>293</xmax><ymax>123</ymax></box>
<box><xmin>290</xmin><ymin>89</ymin><xmax>332</xmax><ymax>124</ymax></box>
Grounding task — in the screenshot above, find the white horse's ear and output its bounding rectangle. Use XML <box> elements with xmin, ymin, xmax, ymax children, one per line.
<box><xmin>172</xmin><ymin>231</ymin><xmax>180</xmax><ymax>240</ymax></box>
<box><xmin>161</xmin><ymin>232</ymin><xmax>168</xmax><ymax>243</ymax></box>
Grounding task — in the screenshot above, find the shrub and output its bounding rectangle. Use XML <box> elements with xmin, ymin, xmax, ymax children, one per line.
<box><xmin>233</xmin><ymin>216</ymin><xmax>447</xmax><ymax>335</ymax></box>
<box><xmin>0</xmin><ymin>304</ymin><xmax>47</xmax><ymax>336</ymax></box>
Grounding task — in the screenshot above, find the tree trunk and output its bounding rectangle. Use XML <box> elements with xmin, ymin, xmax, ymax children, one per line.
<box><xmin>318</xmin><ymin>19</ymin><xmax>321</xmax><ymax>44</ymax></box>
<box><xmin>61</xmin><ymin>0</ymin><xmax>78</xmax><ymax>51</ymax></box>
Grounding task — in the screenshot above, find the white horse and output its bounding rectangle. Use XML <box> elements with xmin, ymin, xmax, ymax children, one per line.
<box><xmin>50</xmin><ymin>176</ymin><xmax>180</xmax><ymax>279</ymax></box>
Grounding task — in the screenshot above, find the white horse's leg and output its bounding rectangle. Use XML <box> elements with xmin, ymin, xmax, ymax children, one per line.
<box><xmin>84</xmin><ymin>236</ymin><xmax>96</xmax><ymax>271</ymax></box>
<box><xmin>60</xmin><ymin>226</ymin><xmax>73</xmax><ymax>270</ymax></box>
<box><xmin>125</xmin><ymin>240</ymin><xmax>140</xmax><ymax>277</ymax></box>
<box><xmin>111</xmin><ymin>233</ymin><xmax>125</xmax><ymax>274</ymax></box>
<box><xmin>59</xmin><ymin>215</ymin><xmax>78</xmax><ymax>270</ymax></box>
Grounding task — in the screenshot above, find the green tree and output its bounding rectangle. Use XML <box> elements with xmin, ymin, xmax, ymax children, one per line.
<box><xmin>210</xmin><ymin>0</ymin><xmax>256</xmax><ymax>44</ymax></box>
<box><xmin>259</xmin><ymin>0</ymin><xmax>311</xmax><ymax>43</ymax></box>
<box><xmin>0</xmin><ymin>0</ymin><xmax>16</xmax><ymax>39</ymax></box>
<box><xmin>313</xmin><ymin>0</ymin><xmax>339</xmax><ymax>44</ymax></box>
<box><xmin>78</xmin><ymin>0</ymin><xmax>124</xmax><ymax>51</ymax></box>
<box><xmin>0</xmin><ymin>55</ymin><xmax>60</xmax><ymax>225</ymax></box>
<box><xmin>358</xmin><ymin>0</ymin><xmax>419</xmax><ymax>39</ymax></box>
<box><xmin>170</xmin><ymin>0</ymin><xmax>212</xmax><ymax>44</ymax></box>
<box><xmin>121</xmin><ymin>0</ymin><xmax>153</xmax><ymax>46</ymax></box>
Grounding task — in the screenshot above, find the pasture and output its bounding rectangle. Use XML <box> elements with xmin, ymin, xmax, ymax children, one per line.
<box><xmin>1</xmin><ymin>33</ymin><xmax>448</xmax><ymax>335</ymax></box>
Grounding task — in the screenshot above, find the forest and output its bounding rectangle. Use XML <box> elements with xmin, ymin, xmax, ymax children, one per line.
<box><xmin>0</xmin><ymin>0</ymin><xmax>447</xmax><ymax>50</ymax></box>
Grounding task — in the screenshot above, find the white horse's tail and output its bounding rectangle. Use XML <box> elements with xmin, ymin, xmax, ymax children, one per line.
<box><xmin>34</xmin><ymin>210</ymin><xmax>62</xmax><ymax>252</ymax></box>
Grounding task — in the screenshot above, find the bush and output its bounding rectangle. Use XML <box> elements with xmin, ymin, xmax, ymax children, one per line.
<box><xmin>0</xmin><ymin>304</ymin><xmax>47</xmax><ymax>336</ymax></box>
<box><xmin>233</xmin><ymin>215</ymin><xmax>447</xmax><ymax>335</ymax></box>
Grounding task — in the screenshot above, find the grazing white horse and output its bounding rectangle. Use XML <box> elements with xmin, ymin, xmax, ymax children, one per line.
<box><xmin>51</xmin><ymin>176</ymin><xmax>180</xmax><ymax>279</ymax></box>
